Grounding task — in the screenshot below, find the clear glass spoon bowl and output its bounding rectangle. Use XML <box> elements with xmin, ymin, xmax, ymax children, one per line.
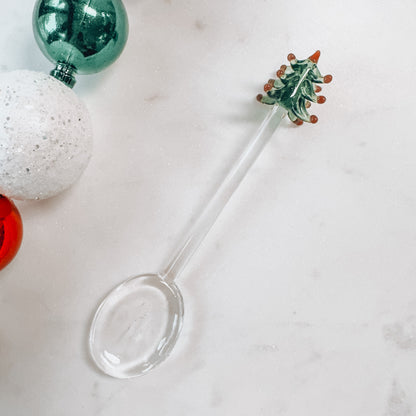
<box><xmin>89</xmin><ymin>273</ymin><xmax>184</xmax><ymax>378</ymax></box>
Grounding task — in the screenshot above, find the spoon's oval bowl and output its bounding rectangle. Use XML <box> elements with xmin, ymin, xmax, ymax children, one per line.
<box><xmin>89</xmin><ymin>273</ymin><xmax>184</xmax><ymax>378</ymax></box>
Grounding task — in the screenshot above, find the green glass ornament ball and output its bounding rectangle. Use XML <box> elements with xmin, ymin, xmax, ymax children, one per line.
<box><xmin>33</xmin><ymin>0</ymin><xmax>129</xmax><ymax>80</ymax></box>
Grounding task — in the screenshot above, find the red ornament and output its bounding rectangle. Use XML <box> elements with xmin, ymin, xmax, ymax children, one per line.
<box><xmin>0</xmin><ymin>195</ymin><xmax>23</xmax><ymax>271</ymax></box>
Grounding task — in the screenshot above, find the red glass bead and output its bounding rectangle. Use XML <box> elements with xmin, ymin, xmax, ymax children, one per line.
<box><xmin>0</xmin><ymin>195</ymin><xmax>23</xmax><ymax>271</ymax></box>
<box><xmin>324</xmin><ymin>74</ymin><xmax>333</xmax><ymax>83</ymax></box>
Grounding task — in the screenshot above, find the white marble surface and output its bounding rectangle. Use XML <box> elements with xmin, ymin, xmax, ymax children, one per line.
<box><xmin>1</xmin><ymin>0</ymin><xmax>416</xmax><ymax>414</ymax></box>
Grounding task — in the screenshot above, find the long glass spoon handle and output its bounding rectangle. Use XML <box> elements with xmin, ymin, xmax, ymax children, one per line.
<box><xmin>162</xmin><ymin>104</ymin><xmax>287</xmax><ymax>281</ymax></box>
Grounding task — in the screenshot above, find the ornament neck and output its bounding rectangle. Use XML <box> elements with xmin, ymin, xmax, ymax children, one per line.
<box><xmin>50</xmin><ymin>62</ymin><xmax>77</xmax><ymax>88</ymax></box>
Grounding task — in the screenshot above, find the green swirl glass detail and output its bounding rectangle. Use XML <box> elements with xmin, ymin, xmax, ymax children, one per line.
<box><xmin>33</xmin><ymin>0</ymin><xmax>129</xmax><ymax>87</ymax></box>
<box><xmin>257</xmin><ymin>51</ymin><xmax>333</xmax><ymax>125</ymax></box>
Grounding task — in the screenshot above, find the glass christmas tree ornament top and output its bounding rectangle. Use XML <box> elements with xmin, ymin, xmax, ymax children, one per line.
<box><xmin>0</xmin><ymin>195</ymin><xmax>23</xmax><ymax>271</ymax></box>
<box><xmin>89</xmin><ymin>52</ymin><xmax>332</xmax><ymax>379</ymax></box>
<box><xmin>257</xmin><ymin>50</ymin><xmax>333</xmax><ymax>125</ymax></box>
<box><xmin>33</xmin><ymin>0</ymin><xmax>129</xmax><ymax>88</ymax></box>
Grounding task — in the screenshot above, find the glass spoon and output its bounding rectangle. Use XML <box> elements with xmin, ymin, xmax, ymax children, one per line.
<box><xmin>89</xmin><ymin>51</ymin><xmax>332</xmax><ymax>378</ymax></box>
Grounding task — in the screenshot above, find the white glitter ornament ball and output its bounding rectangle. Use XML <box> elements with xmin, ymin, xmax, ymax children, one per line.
<box><xmin>0</xmin><ymin>70</ymin><xmax>93</xmax><ymax>200</ymax></box>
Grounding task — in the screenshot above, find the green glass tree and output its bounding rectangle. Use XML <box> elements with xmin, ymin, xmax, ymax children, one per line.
<box><xmin>257</xmin><ymin>50</ymin><xmax>333</xmax><ymax>125</ymax></box>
